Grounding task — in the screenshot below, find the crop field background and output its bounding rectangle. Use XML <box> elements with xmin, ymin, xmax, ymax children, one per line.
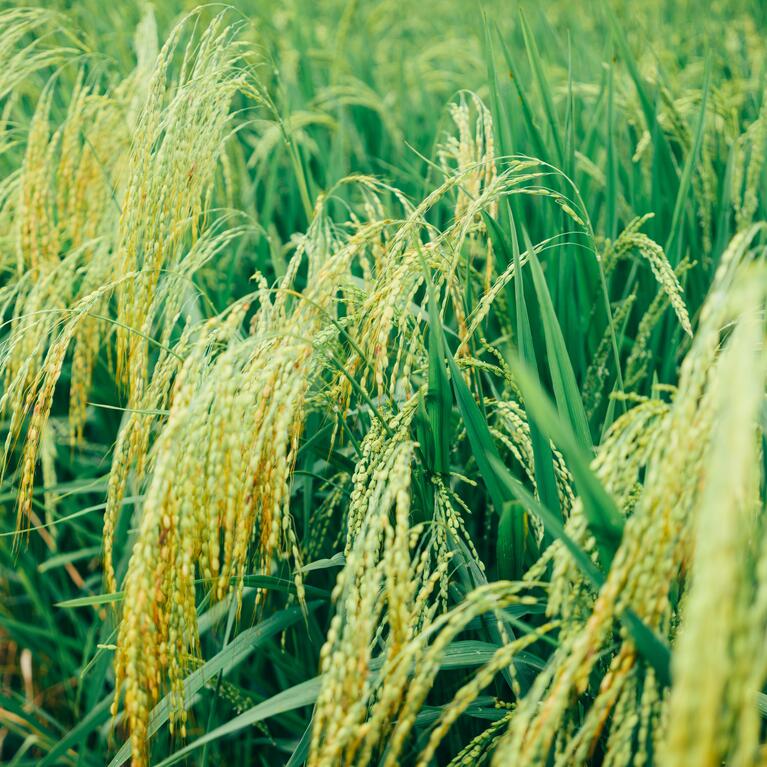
<box><xmin>0</xmin><ymin>0</ymin><xmax>766</xmax><ymax>765</ymax></box>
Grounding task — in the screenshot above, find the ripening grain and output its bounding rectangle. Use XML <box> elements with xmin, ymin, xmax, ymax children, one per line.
<box><xmin>0</xmin><ymin>2</ymin><xmax>765</xmax><ymax>766</ymax></box>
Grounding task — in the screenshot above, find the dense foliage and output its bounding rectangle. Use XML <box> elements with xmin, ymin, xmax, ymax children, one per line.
<box><xmin>1</xmin><ymin>1</ymin><xmax>766</xmax><ymax>765</ymax></box>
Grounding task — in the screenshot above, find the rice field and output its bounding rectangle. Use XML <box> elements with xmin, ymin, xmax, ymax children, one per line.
<box><xmin>0</xmin><ymin>0</ymin><xmax>766</xmax><ymax>764</ymax></box>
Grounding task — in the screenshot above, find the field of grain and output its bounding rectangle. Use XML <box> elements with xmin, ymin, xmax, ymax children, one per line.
<box><xmin>0</xmin><ymin>1</ymin><xmax>765</xmax><ymax>765</ymax></box>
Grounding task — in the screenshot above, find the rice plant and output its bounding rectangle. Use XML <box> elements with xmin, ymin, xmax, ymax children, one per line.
<box><xmin>0</xmin><ymin>1</ymin><xmax>766</xmax><ymax>765</ymax></box>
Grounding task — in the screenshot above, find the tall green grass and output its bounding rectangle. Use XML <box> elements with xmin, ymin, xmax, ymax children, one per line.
<box><xmin>0</xmin><ymin>1</ymin><xmax>765</xmax><ymax>765</ymax></box>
